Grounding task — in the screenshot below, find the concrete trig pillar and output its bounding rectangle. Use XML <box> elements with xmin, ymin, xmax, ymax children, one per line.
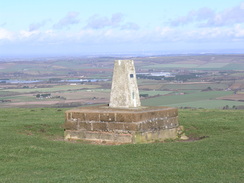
<box><xmin>109</xmin><ymin>60</ymin><xmax>141</xmax><ymax>108</ymax></box>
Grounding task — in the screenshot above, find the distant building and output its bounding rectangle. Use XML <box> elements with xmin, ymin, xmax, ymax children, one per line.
<box><xmin>150</xmin><ymin>72</ymin><xmax>172</xmax><ymax>77</ymax></box>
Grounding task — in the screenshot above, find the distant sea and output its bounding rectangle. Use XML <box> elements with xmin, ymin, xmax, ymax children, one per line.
<box><xmin>0</xmin><ymin>49</ymin><xmax>243</xmax><ymax>62</ymax></box>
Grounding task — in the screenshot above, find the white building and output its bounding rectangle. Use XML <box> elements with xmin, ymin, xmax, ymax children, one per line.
<box><xmin>150</xmin><ymin>72</ymin><xmax>172</xmax><ymax>77</ymax></box>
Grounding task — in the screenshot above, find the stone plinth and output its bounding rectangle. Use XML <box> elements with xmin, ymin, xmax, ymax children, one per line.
<box><xmin>64</xmin><ymin>105</ymin><xmax>179</xmax><ymax>144</ymax></box>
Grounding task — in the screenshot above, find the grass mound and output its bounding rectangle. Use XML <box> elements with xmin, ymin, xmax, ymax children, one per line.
<box><xmin>0</xmin><ymin>108</ymin><xmax>243</xmax><ymax>182</ymax></box>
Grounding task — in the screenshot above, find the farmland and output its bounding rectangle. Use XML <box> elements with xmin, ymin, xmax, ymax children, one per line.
<box><xmin>0</xmin><ymin>54</ymin><xmax>244</xmax><ymax>109</ymax></box>
<box><xmin>142</xmin><ymin>91</ymin><xmax>243</xmax><ymax>108</ymax></box>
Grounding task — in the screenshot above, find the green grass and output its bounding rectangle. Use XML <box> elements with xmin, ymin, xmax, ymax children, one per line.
<box><xmin>139</xmin><ymin>90</ymin><xmax>172</xmax><ymax>96</ymax></box>
<box><xmin>1</xmin><ymin>64</ymin><xmax>37</xmax><ymax>72</ymax></box>
<box><xmin>0</xmin><ymin>95</ymin><xmax>37</xmax><ymax>102</ymax></box>
<box><xmin>143</xmin><ymin>64</ymin><xmax>198</xmax><ymax>69</ymax></box>
<box><xmin>160</xmin><ymin>83</ymin><xmax>228</xmax><ymax>90</ymax></box>
<box><xmin>180</xmin><ymin>90</ymin><xmax>201</xmax><ymax>94</ymax></box>
<box><xmin>142</xmin><ymin>91</ymin><xmax>237</xmax><ymax>108</ymax></box>
<box><xmin>0</xmin><ymin>91</ymin><xmax>18</xmax><ymax>96</ymax></box>
<box><xmin>141</xmin><ymin>62</ymin><xmax>244</xmax><ymax>71</ymax></box>
<box><xmin>0</xmin><ymin>108</ymin><xmax>243</xmax><ymax>182</ymax></box>
<box><xmin>1</xmin><ymin>84</ymin><xmax>101</xmax><ymax>93</ymax></box>
<box><xmin>222</xmin><ymin>63</ymin><xmax>244</xmax><ymax>70</ymax></box>
<box><xmin>196</xmin><ymin>63</ymin><xmax>229</xmax><ymax>69</ymax></box>
<box><xmin>167</xmin><ymin>99</ymin><xmax>244</xmax><ymax>109</ymax></box>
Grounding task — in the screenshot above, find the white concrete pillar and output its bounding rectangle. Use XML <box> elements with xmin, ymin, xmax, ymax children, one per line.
<box><xmin>109</xmin><ymin>60</ymin><xmax>141</xmax><ymax>108</ymax></box>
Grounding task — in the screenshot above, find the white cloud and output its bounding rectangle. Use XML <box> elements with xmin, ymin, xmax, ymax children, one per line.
<box><xmin>2</xmin><ymin>24</ymin><xmax>244</xmax><ymax>44</ymax></box>
<box><xmin>0</xmin><ymin>28</ymin><xmax>13</xmax><ymax>40</ymax></box>
<box><xmin>19</xmin><ymin>30</ymin><xmax>40</xmax><ymax>38</ymax></box>
<box><xmin>1</xmin><ymin>20</ymin><xmax>244</xmax><ymax>55</ymax></box>
<box><xmin>156</xmin><ymin>27</ymin><xmax>174</xmax><ymax>36</ymax></box>
<box><xmin>234</xmin><ymin>24</ymin><xmax>244</xmax><ymax>37</ymax></box>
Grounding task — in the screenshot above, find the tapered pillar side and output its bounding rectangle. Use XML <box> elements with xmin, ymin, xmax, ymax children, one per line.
<box><xmin>109</xmin><ymin>60</ymin><xmax>141</xmax><ymax>108</ymax></box>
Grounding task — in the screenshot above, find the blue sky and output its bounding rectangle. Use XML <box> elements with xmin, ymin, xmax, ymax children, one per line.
<box><xmin>1</xmin><ymin>0</ymin><xmax>244</xmax><ymax>56</ymax></box>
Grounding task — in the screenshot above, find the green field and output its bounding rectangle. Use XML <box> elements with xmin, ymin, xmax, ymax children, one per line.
<box><xmin>0</xmin><ymin>108</ymin><xmax>243</xmax><ymax>182</ymax></box>
<box><xmin>141</xmin><ymin>61</ymin><xmax>244</xmax><ymax>71</ymax></box>
<box><xmin>139</xmin><ymin>90</ymin><xmax>172</xmax><ymax>96</ymax></box>
<box><xmin>0</xmin><ymin>91</ymin><xmax>18</xmax><ymax>96</ymax></box>
<box><xmin>222</xmin><ymin>63</ymin><xmax>244</xmax><ymax>70</ymax></box>
<box><xmin>143</xmin><ymin>64</ymin><xmax>198</xmax><ymax>69</ymax></box>
<box><xmin>196</xmin><ymin>63</ymin><xmax>229</xmax><ymax>69</ymax></box>
<box><xmin>167</xmin><ymin>99</ymin><xmax>244</xmax><ymax>109</ymax></box>
<box><xmin>1</xmin><ymin>84</ymin><xmax>101</xmax><ymax>93</ymax></box>
<box><xmin>141</xmin><ymin>91</ymin><xmax>244</xmax><ymax>109</ymax></box>
<box><xmin>160</xmin><ymin>83</ymin><xmax>229</xmax><ymax>90</ymax></box>
<box><xmin>0</xmin><ymin>95</ymin><xmax>37</xmax><ymax>102</ymax></box>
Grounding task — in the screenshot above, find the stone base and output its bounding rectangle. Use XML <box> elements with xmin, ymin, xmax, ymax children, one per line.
<box><xmin>64</xmin><ymin>105</ymin><xmax>180</xmax><ymax>144</ymax></box>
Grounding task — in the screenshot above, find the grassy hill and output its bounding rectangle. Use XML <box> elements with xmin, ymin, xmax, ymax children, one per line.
<box><xmin>0</xmin><ymin>108</ymin><xmax>243</xmax><ymax>182</ymax></box>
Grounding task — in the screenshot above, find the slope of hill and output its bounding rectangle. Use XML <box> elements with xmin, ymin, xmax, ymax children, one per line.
<box><xmin>0</xmin><ymin>108</ymin><xmax>243</xmax><ymax>182</ymax></box>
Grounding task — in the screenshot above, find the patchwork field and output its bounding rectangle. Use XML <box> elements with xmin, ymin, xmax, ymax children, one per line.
<box><xmin>136</xmin><ymin>55</ymin><xmax>244</xmax><ymax>70</ymax></box>
<box><xmin>1</xmin><ymin>54</ymin><xmax>244</xmax><ymax>108</ymax></box>
<box><xmin>1</xmin><ymin>83</ymin><xmax>243</xmax><ymax>109</ymax></box>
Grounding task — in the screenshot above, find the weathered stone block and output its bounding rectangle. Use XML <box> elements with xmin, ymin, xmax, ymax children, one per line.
<box><xmin>107</xmin><ymin>122</ymin><xmax>124</xmax><ymax>131</ymax></box>
<box><xmin>78</xmin><ymin>121</ymin><xmax>92</xmax><ymax>131</ymax></box>
<box><xmin>124</xmin><ymin>123</ymin><xmax>140</xmax><ymax>131</ymax></box>
<box><xmin>100</xmin><ymin>113</ymin><xmax>115</xmax><ymax>122</ymax></box>
<box><xmin>115</xmin><ymin>133</ymin><xmax>133</xmax><ymax>143</ymax></box>
<box><xmin>85</xmin><ymin>131</ymin><xmax>101</xmax><ymax>140</ymax></box>
<box><xmin>115</xmin><ymin>113</ymin><xmax>134</xmax><ymax>122</ymax></box>
<box><xmin>64</xmin><ymin>130</ymin><xmax>81</xmax><ymax>140</ymax></box>
<box><xmin>71</xmin><ymin>112</ymin><xmax>85</xmax><ymax>121</ymax></box>
<box><xmin>85</xmin><ymin>113</ymin><xmax>100</xmax><ymax>121</ymax></box>
<box><xmin>92</xmin><ymin>122</ymin><xmax>108</xmax><ymax>131</ymax></box>
<box><xmin>64</xmin><ymin>121</ymin><xmax>78</xmax><ymax>130</ymax></box>
<box><xmin>64</xmin><ymin>105</ymin><xmax>180</xmax><ymax>144</ymax></box>
<box><xmin>100</xmin><ymin>132</ymin><xmax>114</xmax><ymax>142</ymax></box>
